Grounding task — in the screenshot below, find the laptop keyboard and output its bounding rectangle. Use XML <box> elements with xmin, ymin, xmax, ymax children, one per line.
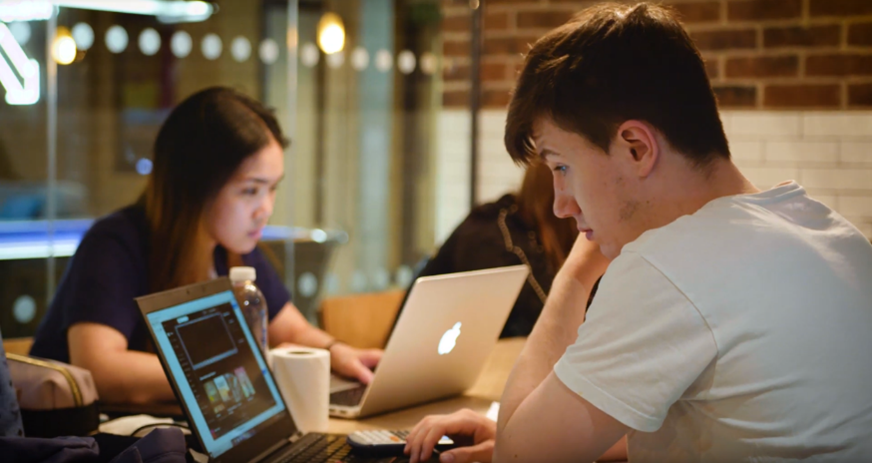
<box><xmin>275</xmin><ymin>433</ymin><xmax>349</xmax><ymax>462</ymax></box>
<box><xmin>275</xmin><ymin>433</ymin><xmax>404</xmax><ymax>462</ymax></box>
<box><xmin>330</xmin><ymin>384</ymin><xmax>367</xmax><ymax>407</ymax></box>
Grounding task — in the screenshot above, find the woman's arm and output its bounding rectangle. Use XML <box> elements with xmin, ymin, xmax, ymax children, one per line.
<box><xmin>268</xmin><ymin>301</ymin><xmax>333</xmax><ymax>348</ymax></box>
<box><xmin>68</xmin><ymin>322</ymin><xmax>175</xmax><ymax>404</ymax></box>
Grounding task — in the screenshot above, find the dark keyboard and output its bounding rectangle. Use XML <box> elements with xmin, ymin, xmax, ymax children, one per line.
<box><xmin>274</xmin><ymin>433</ymin><xmax>409</xmax><ymax>463</ymax></box>
<box><xmin>276</xmin><ymin>433</ymin><xmax>351</xmax><ymax>463</ymax></box>
<box><xmin>273</xmin><ymin>433</ymin><xmax>428</xmax><ymax>463</ymax></box>
<box><xmin>330</xmin><ymin>384</ymin><xmax>367</xmax><ymax>407</ymax></box>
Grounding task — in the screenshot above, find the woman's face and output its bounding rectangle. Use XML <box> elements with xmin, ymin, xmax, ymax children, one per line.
<box><xmin>205</xmin><ymin>137</ymin><xmax>285</xmax><ymax>254</ymax></box>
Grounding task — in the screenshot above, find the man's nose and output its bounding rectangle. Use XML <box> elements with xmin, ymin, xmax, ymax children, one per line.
<box><xmin>553</xmin><ymin>189</ymin><xmax>581</xmax><ymax>219</ymax></box>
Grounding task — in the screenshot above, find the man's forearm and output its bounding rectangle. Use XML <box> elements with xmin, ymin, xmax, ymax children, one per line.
<box><xmin>498</xmin><ymin>238</ymin><xmax>607</xmax><ymax>431</ymax></box>
<box><xmin>498</xmin><ymin>270</ymin><xmax>594</xmax><ymax>428</ymax></box>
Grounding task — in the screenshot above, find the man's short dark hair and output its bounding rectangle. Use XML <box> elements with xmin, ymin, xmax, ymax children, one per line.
<box><xmin>506</xmin><ymin>2</ymin><xmax>730</xmax><ymax>168</ymax></box>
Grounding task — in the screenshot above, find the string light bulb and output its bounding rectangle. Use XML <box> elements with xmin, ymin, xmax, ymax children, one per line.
<box><xmin>52</xmin><ymin>26</ymin><xmax>77</xmax><ymax>65</ymax></box>
<box><xmin>317</xmin><ymin>12</ymin><xmax>344</xmax><ymax>55</ymax></box>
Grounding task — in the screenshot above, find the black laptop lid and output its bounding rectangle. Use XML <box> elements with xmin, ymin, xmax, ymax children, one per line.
<box><xmin>137</xmin><ymin>278</ymin><xmax>298</xmax><ymax>462</ymax></box>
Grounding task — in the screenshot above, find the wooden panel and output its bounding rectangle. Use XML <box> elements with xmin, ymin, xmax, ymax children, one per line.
<box><xmin>3</xmin><ymin>337</ymin><xmax>33</xmax><ymax>356</ymax></box>
<box><xmin>319</xmin><ymin>290</ymin><xmax>405</xmax><ymax>349</ymax></box>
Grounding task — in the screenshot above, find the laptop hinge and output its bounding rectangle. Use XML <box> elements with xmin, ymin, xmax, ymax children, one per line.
<box><xmin>253</xmin><ymin>437</ymin><xmax>295</xmax><ymax>463</ymax></box>
<box><xmin>289</xmin><ymin>431</ymin><xmax>305</xmax><ymax>443</ymax></box>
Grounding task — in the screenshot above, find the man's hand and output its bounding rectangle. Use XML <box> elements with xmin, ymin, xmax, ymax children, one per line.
<box><xmin>404</xmin><ymin>409</ymin><xmax>496</xmax><ymax>463</ymax></box>
<box><xmin>562</xmin><ymin>234</ymin><xmax>610</xmax><ymax>289</ymax></box>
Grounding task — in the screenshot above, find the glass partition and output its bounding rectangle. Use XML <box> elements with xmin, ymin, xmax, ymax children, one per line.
<box><xmin>0</xmin><ymin>0</ymin><xmax>302</xmax><ymax>337</ymax></box>
<box><xmin>0</xmin><ymin>0</ymin><xmax>464</xmax><ymax>334</ymax></box>
<box><xmin>294</xmin><ymin>0</ymin><xmax>444</xmax><ymax>315</ymax></box>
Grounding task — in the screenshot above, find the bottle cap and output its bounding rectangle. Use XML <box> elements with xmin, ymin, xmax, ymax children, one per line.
<box><xmin>229</xmin><ymin>266</ymin><xmax>256</xmax><ymax>283</ymax></box>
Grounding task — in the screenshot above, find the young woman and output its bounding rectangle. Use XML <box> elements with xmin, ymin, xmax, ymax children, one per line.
<box><xmin>30</xmin><ymin>87</ymin><xmax>381</xmax><ymax>404</ymax></box>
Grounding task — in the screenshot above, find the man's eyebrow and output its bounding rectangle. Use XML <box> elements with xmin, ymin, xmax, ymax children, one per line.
<box><xmin>539</xmin><ymin>149</ymin><xmax>558</xmax><ymax>160</ymax></box>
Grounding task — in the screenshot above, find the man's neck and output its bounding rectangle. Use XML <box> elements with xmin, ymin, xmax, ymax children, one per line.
<box><xmin>644</xmin><ymin>156</ymin><xmax>760</xmax><ymax>231</ymax></box>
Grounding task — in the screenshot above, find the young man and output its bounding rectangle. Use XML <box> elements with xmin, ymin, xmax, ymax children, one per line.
<box><xmin>405</xmin><ymin>3</ymin><xmax>872</xmax><ymax>462</ymax></box>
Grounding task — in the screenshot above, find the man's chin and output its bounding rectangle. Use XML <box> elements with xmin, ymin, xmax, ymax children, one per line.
<box><xmin>601</xmin><ymin>244</ymin><xmax>621</xmax><ymax>260</ymax></box>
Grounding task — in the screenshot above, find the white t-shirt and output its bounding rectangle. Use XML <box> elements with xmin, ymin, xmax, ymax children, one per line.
<box><xmin>554</xmin><ymin>181</ymin><xmax>872</xmax><ymax>462</ymax></box>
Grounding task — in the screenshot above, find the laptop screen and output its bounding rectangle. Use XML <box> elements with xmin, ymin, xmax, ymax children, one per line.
<box><xmin>145</xmin><ymin>289</ymin><xmax>290</xmax><ymax>457</ymax></box>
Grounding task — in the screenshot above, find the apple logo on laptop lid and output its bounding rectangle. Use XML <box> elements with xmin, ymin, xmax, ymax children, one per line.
<box><xmin>438</xmin><ymin>322</ymin><xmax>462</xmax><ymax>355</ymax></box>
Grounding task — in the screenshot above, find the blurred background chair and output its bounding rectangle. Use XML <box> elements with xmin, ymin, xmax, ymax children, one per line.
<box><xmin>319</xmin><ymin>290</ymin><xmax>405</xmax><ymax>349</ymax></box>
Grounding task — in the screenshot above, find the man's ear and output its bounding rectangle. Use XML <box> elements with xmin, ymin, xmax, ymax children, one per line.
<box><xmin>613</xmin><ymin>120</ymin><xmax>659</xmax><ymax>178</ymax></box>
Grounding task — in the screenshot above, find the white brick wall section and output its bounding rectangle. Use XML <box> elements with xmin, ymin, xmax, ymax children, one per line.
<box><xmin>729</xmin><ymin>140</ymin><xmax>764</xmax><ymax>162</ymax></box>
<box><xmin>765</xmin><ymin>141</ymin><xmax>839</xmax><ymax>163</ymax></box>
<box><xmin>838</xmin><ymin>196</ymin><xmax>872</xmax><ymax>217</ymax></box>
<box><xmin>727</xmin><ymin>111</ymin><xmax>802</xmax><ymax>138</ymax></box>
<box><xmin>434</xmin><ymin>109</ymin><xmax>872</xmax><ymax>242</ymax></box>
<box><xmin>801</xmin><ymin>169</ymin><xmax>872</xmax><ymax>191</ymax></box>
<box><xmin>840</xmin><ymin>142</ymin><xmax>872</xmax><ymax>164</ymax></box>
<box><xmin>803</xmin><ymin>112</ymin><xmax>872</xmax><ymax>138</ymax></box>
<box><xmin>435</xmin><ymin>110</ymin><xmax>471</xmax><ymax>245</ymax></box>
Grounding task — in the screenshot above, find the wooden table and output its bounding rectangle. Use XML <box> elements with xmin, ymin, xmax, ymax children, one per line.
<box><xmin>327</xmin><ymin>337</ymin><xmax>525</xmax><ymax>434</ymax></box>
<box><xmin>101</xmin><ymin>338</ymin><xmax>526</xmax><ymax>429</ymax></box>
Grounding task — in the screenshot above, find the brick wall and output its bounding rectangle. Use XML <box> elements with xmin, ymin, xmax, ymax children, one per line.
<box><xmin>432</xmin><ymin>1</ymin><xmax>872</xmax><ymax>245</ymax></box>
<box><xmin>441</xmin><ymin>0</ymin><xmax>872</xmax><ymax>109</ymax></box>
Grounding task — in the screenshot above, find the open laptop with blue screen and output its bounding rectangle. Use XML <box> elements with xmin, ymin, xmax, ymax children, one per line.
<box><xmin>136</xmin><ymin>278</ymin><xmax>399</xmax><ymax>463</ymax></box>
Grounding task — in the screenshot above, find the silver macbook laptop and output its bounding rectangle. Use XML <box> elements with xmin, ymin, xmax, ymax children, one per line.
<box><xmin>136</xmin><ymin>278</ymin><xmax>394</xmax><ymax>463</ymax></box>
<box><xmin>329</xmin><ymin>265</ymin><xmax>529</xmax><ymax>419</ymax></box>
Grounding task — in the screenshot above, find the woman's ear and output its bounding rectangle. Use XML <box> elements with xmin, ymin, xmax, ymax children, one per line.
<box><xmin>615</xmin><ymin>120</ymin><xmax>659</xmax><ymax>178</ymax></box>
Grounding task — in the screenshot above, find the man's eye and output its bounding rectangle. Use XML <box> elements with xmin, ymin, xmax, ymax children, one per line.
<box><xmin>243</xmin><ymin>188</ymin><xmax>258</xmax><ymax>195</ymax></box>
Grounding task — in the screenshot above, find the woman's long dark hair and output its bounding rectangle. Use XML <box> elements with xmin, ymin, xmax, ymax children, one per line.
<box><xmin>140</xmin><ymin>87</ymin><xmax>288</xmax><ymax>292</ymax></box>
<box><xmin>516</xmin><ymin>161</ymin><xmax>578</xmax><ymax>272</ymax></box>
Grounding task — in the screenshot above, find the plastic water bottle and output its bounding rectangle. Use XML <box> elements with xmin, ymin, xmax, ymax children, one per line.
<box><xmin>229</xmin><ymin>266</ymin><xmax>268</xmax><ymax>356</ymax></box>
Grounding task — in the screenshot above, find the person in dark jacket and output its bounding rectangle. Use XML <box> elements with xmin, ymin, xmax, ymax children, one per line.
<box><xmin>414</xmin><ymin>161</ymin><xmax>599</xmax><ymax>338</ymax></box>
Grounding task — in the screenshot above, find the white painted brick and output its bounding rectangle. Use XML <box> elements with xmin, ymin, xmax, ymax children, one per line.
<box><xmin>727</xmin><ymin>111</ymin><xmax>802</xmax><ymax>137</ymax></box>
<box><xmin>729</xmin><ymin>140</ymin><xmax>764</xmax><ymax>162</ymax></box>
<box><xmin>437</xmin><ymin>113</ymin><xmax>471</xmax><ymax>137</ymax></box>
<box><xmin>802</xmin><ymin>112</ymin><xmax>872</xmax><ymax>138</ymax></box>
<box><xmin>836</xmin><ymin>196</ymin><xmax>872</xmax><ymax>217</ymax></box>
<box><xmin>801</xmin><ymin>169</ymin><xmax>872</xmax><ymax>190</ymax></box>
<box><xmin>840</xmin><ymin>142</ymin><xmax>872</xmax><ymax>164</ymax></box>
<box><xmin>480</xmin><ymin>109</ymin><xmax>507</xmax><ymax>127</ymax></box>
<box><xmin>765</xmin><ymin>141</ymin><xmax>839</xmax><ymax>163</ymax></box>
<box><xmin>739</xmin><ymin>167</ymin><xmax>800</xmax><ymax>189</ymax></box>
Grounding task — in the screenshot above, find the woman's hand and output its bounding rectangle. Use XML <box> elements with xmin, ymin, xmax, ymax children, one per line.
<box><xmin>404</xmin><ymin>409</ymin><xmax>496</xmax><ymax>463</ymax></box>
<box><xmin>329</xmin><ymin>343</ymin><xmax>382</xmax><ymax>384</ymax></box>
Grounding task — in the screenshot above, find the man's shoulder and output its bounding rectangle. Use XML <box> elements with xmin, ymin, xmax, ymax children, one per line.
<box><xmin>625</xmin><ymin>185</ymin><xmax>856</xmax><ymax>258</ymax></box>
<box><xmin>618</xmin><ymin>184</ymin><xmax>872</xmax><ymax>296</ymax></box>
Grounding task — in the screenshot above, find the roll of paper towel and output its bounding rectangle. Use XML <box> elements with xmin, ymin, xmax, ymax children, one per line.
<box><xmin>269</xmin><ymin>346</ymin><xmax>330</xmax><ymax>433</ymax></box>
